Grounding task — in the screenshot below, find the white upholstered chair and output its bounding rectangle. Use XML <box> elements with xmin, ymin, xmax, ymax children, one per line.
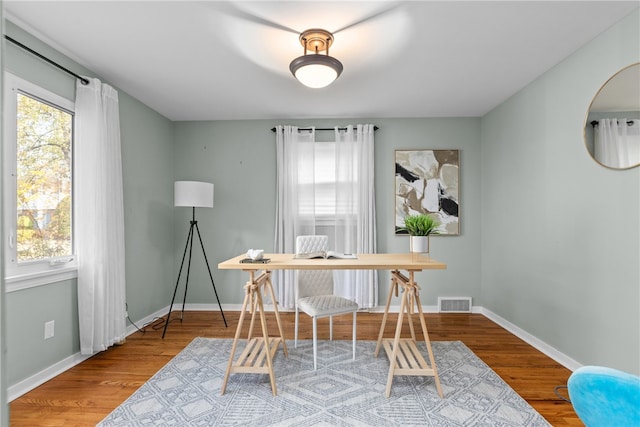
<box><xmin>294</xmin><ymin>235</ymin><xmax>358</xmax><ymax>370</ymax></box>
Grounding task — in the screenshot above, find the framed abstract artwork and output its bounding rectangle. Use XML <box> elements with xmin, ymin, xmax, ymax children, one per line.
<box><xmin>395</xmin><ymin>149</ymin><xmax>460</xmax><ymax>235</ymax></box>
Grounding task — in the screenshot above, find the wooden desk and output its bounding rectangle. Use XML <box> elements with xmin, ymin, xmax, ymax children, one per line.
<box><xmin>218</xmin><ymin>253</ymin><xmax>446</xmax><ymax>397</ymax></box>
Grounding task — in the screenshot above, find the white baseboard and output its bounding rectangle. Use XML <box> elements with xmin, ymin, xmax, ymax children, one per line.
<box><xmin>147</xmin><ymin>304</ymin><xmax>583</xmax><ymax>372</ymax></box>
<box><xmin>8</xmin><ymin>307</ymin><xmax>168</xmax><ymax>402</ymax></box>
<box><xmin>8</xmin><ymin>303</ymin><xmax>581</xmax><ymax>401</ymax></box>
<box><xmin>7</xmin><ymin>352</ymin><xmax>93</xmax><ymax>402</ymax></box>
<box><xmin>480</xmin><ymin>307</ymin><xmax>582</xmax><ymax>371</ymax></box>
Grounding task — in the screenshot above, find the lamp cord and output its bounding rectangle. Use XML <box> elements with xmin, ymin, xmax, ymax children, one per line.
<box><xmin>554</xmin><ymin>384</ymin><xmax>571</xmax><ymax>403</ymax></box>
<box><xmin>126</xmin><ymin>302</ymin><xmax>178</xmax><ymax>334</ymax></box>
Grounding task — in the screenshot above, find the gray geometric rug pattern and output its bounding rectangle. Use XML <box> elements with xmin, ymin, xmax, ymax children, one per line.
<box><xmin>98</xmin><ymin>338</ymin><xmax>551</xmax><ymax>426</ymax></box>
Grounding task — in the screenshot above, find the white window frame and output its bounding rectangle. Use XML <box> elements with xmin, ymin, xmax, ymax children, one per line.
<box><xmin>3</xmin><ymin>73</ymin><xmax>77</xmax><ymax>292</ymax></box>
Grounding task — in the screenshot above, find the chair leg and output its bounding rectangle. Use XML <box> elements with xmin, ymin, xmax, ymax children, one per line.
<box><xmin>294</xmin><ymin>307</ymin><xmax>299</xmax><ymax>348</ymax></box>
<box><xmin>313</xmin><ymin>316</ymin><xmax>318</xmax><ymax>370</ymax></box>
<box><xmin>352</xmin><ymin>311</ymin><xmax>357</xmax><ymax>360</ymax></box>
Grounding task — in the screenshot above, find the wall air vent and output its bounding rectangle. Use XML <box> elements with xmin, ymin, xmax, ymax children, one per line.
<box><xmin>438</xmin><ymin>297</ymin><xmax>472</xmax><ymax>313</ymax></box>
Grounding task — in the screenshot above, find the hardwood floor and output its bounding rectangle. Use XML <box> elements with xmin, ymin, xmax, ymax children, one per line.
<box><xmin>9</xmin><ymin>311</ymin><xmax>582</xmax><ymax>426</ymax></box>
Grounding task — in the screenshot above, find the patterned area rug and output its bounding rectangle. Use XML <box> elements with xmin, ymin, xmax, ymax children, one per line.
<box><xmin>98</xmin><ymin>338</ymin><xmax>550</xmax><ymax>426</ymax></box>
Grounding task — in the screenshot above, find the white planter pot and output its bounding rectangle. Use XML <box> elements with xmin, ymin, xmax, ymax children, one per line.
<box><xmin>410</xmin><ymin>235</ymin><xmax>430</xmax><ymax>253</ymax></box>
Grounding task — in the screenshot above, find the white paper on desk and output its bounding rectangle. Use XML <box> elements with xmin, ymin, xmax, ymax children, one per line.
<box><xmin>246</xmin><ymin>249</ymin><xmax>264</xmax><ymax>260</ymax></box>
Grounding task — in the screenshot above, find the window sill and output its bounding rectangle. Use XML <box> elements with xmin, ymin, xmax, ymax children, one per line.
<box><xmin>5</xmin><ymin>266</ymin><xmax>78</xmax><ymax>293</ymax></box>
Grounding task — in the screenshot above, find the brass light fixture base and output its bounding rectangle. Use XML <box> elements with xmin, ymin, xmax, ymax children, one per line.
<box><xmin>299</xmin><ymin>29</ymin><xmax>334</xmax><ymax>54</ymax></box>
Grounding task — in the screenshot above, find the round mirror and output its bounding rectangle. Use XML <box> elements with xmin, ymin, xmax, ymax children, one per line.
<box><xmin>584</xmin><ymin>63</ymin><xmax>640</xmax><ymax>169</ymax></box>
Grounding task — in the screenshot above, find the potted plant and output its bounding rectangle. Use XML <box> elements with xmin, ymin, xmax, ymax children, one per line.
<box><xmin>401</xmin><ymin>214</ymin><xmax>441</xmax><ymax>253</ymax></box>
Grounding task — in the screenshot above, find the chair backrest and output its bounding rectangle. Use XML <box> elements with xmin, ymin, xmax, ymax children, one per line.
<box><xmin>295</xmin><ymin>235</ymin><xmax>333</xmax><ymax>299</ymax></box>
<box><xmin>568</xmin><ymin>365</ymin><xmax>640</xmax><ymax>427</ymax></box>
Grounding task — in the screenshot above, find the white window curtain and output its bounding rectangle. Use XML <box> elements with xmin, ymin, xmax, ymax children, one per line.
<box><xmin>594</xmin><ymin>118</ymin><xmax>640</xmax><ymax>169</ymax></box>
<box><xmin>273</xmin><ymin>125</ymin><xmax>312</xmax><ymax>309</ymax></box>
<box><xmin>333</xmin><ymin>125</ymin><xmax>377</xmax><ymax>307</ymax></box>
<box><xmin>75</xmin><ymin>78</ymin><xmax>126</xmax><ymax>355</ymax></box>
<box><xmin>274</xmin><ymin>124</ymin><xmax>377</xmax><ymax>309</ymax></box>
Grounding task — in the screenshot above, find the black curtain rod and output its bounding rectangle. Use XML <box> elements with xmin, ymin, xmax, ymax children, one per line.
<box><xmin>4</xmin><ymin>35</ymin><xmax>90</xmax><ymax>85</ymax></box>
<box><xmin>271</xmin><ymin>126</ymin><xmax>379</xmax><ymax>132</ymax></box>
<box><xmin>590</xmin><ymin>119</ymin><xmax>635</xmax><ymax>127</ymax></box>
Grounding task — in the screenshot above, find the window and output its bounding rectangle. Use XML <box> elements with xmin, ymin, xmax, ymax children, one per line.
<box><xmin>297</xmin><ymin>141</ymin><xmax>360</xmax><ymax>222</ymax></box>
<box><xmin>3</xmin><ymin>73</ymin><xmax>77</xmax><ymax>289</ymax></box>
<box><xmin>298</xmin><ymin>142</ymin><xmax>338</xmax><ymax>217</ymax></box>
<box><xmin>292</xmin><ymin>137</ymin><xmax>362</xmax><ymax>248</ymax></box>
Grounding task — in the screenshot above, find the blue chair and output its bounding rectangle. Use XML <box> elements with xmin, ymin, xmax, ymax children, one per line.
<box><xmin>567</xmin><ymin>366</ymin><xmax>640</xmax><ymax>427</ymax></box>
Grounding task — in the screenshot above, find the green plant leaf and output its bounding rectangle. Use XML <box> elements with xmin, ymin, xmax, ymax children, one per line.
<box><xmin>401</xmin><ymin>214</ymin><xmax>441</xmax><ymax>236</ymax></box>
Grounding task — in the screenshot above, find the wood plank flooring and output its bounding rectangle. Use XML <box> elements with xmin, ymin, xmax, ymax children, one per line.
<box><xmin>9</xmin><ymin>311</ymin><xmax>582</xmax><ymax>426</ymax></box>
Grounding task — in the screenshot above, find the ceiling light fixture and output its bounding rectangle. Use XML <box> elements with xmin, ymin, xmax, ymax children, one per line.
<box><xmin>289</xmin><ymin>28</ymin><xmax>343</xmax><ymax>89</ymax></box>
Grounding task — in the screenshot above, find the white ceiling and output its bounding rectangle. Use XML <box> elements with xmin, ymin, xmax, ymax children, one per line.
<box><xmin>4</xmin><ymin>1</ymin><xmax>639</xmax><ymax>121</ymax></box>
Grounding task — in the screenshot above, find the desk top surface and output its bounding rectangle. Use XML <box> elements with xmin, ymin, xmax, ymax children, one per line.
<box><xmin>218</xmin><ymin>253</ymin><xmax>446</xmax><ymax>271</ymax></box>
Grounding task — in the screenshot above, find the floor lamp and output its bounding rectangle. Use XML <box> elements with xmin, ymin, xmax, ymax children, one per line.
<box><xmin>162</xmin><ymin>181</ymin><xmax>227</xmax><ymax>338</ymax></box>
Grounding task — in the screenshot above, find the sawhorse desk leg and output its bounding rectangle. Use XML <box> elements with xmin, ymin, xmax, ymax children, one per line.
<box><xmin>221</xmin><ymin>270</ymin><xmax>287</xmax><ymax>396</ymax></box>
<box><xmin>375</xmin><ymin>269</ymin><xmax>443</xmax><ymax>398</ymax></box>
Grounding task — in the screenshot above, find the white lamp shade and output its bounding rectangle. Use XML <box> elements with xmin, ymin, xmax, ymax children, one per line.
<box><xmin>294</xmin><ymin>64</ymin><xmax>339</xmax><ymax>88</ymax></box>
<box><xmin>174</xmin><ymin>181</ymin><xmax>214</xmax><ymax>208</ymax></box>
<box><xmin>289</xmin><ymin>53</ymin><xmax>343</xmax><ymax>89</ymax></box>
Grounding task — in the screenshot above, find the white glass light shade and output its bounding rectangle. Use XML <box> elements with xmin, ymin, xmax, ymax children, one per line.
<box><xmin>290</xmin><ymin>54</ymin><xmax>343</xmax><ymax>89</ymax></box>
<box><xmin>174</xmin><ymin>181</ymin><xmax>214</xmax><ymax>208</ymax></box>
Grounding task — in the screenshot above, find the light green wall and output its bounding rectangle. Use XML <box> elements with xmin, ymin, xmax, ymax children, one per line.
<box><xmin>5</xmin><ymin>280</ymin><xmax>78</xmax><ymax>385</ymax></box>
<box><xmin>118</xmin><ymin>83</ymin><xmax>175</xmax><ymax>322</ymax></box>
<box><xmin>481</xmin><ymin>10</ymin><xmax>640</xmax><ymax>374</ymax></box>
<box><xmin>173</xmin><ymin>118</ymin><xmax>482</xmax><ymax>307</ymax></box>
<box><xmin>3</xmin><ymin>21</ymin><xmax>176</xmax><ymax>386</ymax></box>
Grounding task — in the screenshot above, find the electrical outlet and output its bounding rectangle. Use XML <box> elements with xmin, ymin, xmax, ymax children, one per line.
<box><xmin>44</xmin><ymin>320</ymin><xmax>55</xmax><ymax>339</ymax></box>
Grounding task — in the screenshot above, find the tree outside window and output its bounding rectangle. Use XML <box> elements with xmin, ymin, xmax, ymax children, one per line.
<box><xmin>15</xmin><ymin>92</ymin><xmax>73</xmax><ymax>261</ymax></box>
